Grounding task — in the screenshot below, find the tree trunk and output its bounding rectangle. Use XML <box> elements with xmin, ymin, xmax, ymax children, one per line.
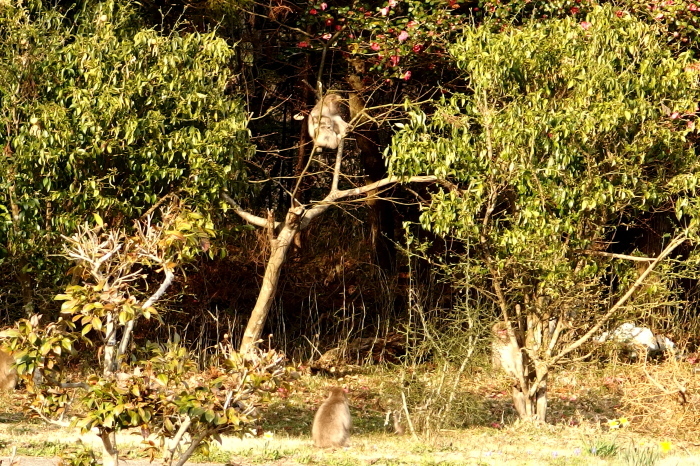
<box><xmin>103</xmin><ymin>313</ymin><xmax>117</xmax><ymax>376</ymax></box>
<box><xmin>99</xmin><ymin>430</ymin><xmax>118</xmax><ymax>466</ymax></box>
<box><xmin>239</xmin><ymin>209</ymin><xmax>302</xmax><ymax>353</ymax></box>
<box><xmin>512</xmin><ymin>353</ymin><xmax>548</xmax><ymax>421</ymax></box>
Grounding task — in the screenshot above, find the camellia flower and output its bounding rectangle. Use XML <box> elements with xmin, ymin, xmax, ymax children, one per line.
<box><xmin>310</xmin><ymin>8</ymin><xmax>317</xmax><ymax>15</ymax></box>
<box><xmin>298</xmin><ymin>41</ymin><xmax>309</xmax><ymax>48</ymax></box>
<box><xmin>389</xmin><ymin>0</ymin><xmax>397</xmax><ymax>6</ymax></box>
<box><xmin>390</xmin><ymin>55</ymin><xmax>400</xmax><ymax>66</ymax></box>
<box><xmin>398</xmin><ymin>31</ymin><xmax>409</xmax><ymax>42</ymax></box>
<box><xmin>322</xmin><ymin>33</ymin><xmax>332</xmax><ymax>40</ymax></box>
<box><xmin>690</xmin><ymin>3</ymin><xmax>699</xmax><ymax>11</ymax></box>
<box><xmin>370</xmin><ymin>42</ymin><xmax>380</xmax><ymax>51</ymax></box>
<box><xmin>380</xmin><ymin>6</ymin><xmax>390</xmax><ymax>15</ymax></box>
<box><xmin>403</xmin><ymin>70</ymin><xmax>411</xmax><ymax>80</ymax></box>
<box><xmin>580</xmin><ymin>21</ymin><xmax>592</xmax><ymax>29</ymax></box>
<box><xmin>320</xmin><ymin>2</ymin><xmax>328</xmax><ymax>10</ymax></box>
<box><xmin>412</xmin><ymin>44</ymin><xmax>423</xmax><ymax>53</ymax></box>
<box><xmin>571</xmin><ymin>6</ymin><xmax>579</xmax><ymax>13</ymax></box>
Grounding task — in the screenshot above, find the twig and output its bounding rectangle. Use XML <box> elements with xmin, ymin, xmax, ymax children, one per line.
<box><xmin>401</xmin><ymin>391</ymin><xmax>418</xmax><ymax>440</ymax></box>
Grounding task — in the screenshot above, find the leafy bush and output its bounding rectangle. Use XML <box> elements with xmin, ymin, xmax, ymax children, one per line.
<box><xmin>0</xmin><ymin>0</ymin><xmax>251</xmax><ymax>312</ymax></box>
<box><xmin>388</xmin><ymin>4</ymin><xmax>700</xmax><ymax>421</ymax></box>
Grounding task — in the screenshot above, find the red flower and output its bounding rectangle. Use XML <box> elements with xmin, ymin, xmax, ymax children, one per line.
<box><xmin>298</xmin><ymin>41</ymin><xmax>309</xmax><ymax>48</ymax></box>
<box><xmin>616</xmin><ymin>10</ymin><xmax>624</xmax><ymax>17</ymax></box>
<box><xmin>390</xmin><ymin>55</ymin><xmax>400</xmax><ymax>66</ymax></box>
<box><xmin>325</xmin><ymin>18</ymin><xmax>334</xmax><ymax>26</ymax></box>
<box><xmin>570</xmin><ymin>6</ymin><xmax>579</xmax><ymax>13</ymax></box>
<box><xmin>309</xmin><ymin>8</ymin><xmax>317</xmax><ymax>15</ymax></box>
<box><xmin>412</xmin><ymin>44</ymin><xmax>423</xmax><ymax>53</ymax></box>
<box><xmin>370</xmin><ymin>42</ymin><xmax>381</xmax><ymax>51</ymax></box>
<box><xmin>403</xmin><ymin>70</ymin><xmax>412</xmax><ymax>80</ymax></box>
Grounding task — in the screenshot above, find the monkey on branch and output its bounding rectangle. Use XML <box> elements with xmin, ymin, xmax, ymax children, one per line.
<box><xmin>307</xmin><ymin>93</ymin><xmax>349</xmax><ymax>151</ymax></box>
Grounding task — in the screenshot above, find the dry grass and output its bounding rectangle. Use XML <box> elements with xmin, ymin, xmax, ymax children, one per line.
<box><xmin>612</xmin><ymin>356</ymin><xmax>700</xmax><ymax>442</ymax></box>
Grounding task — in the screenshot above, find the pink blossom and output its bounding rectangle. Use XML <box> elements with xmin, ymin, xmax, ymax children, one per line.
<box><xmin>370</xmin><ymin>42</ymin><xmax>381</xmax><ymax>51</ymax></box>
<box><xmin>403</xmin><ymin>70</ymin><xmax>412</xmax><ymax>80</ymax></box>
<box><xmin>670</xmin><ymin>112</ymin><xmax>680</xmax><ymax>119</ymax></box>
<box><xmin>320</xmin><ymin>2</ymin><xmax>328</xmax><ymax>10</ymax></box>
<box><xmin>407</xmin><ymin>20</ymin><xmax>418</xmax><ymax>28</ymax></box>
<box><xmin>690</xmin><ymin>3</ymin><xmax>699</xmax><ymax>10</ymax></box>
<box><xmin>322</xmin><ymin>32</ymin><xmax>332</xmax><ymax>40</ymax></box>
<box><xmin>389</xmin><ymin>0</ymin><xmax>398</xmax><ymax>6</ymax></box>
<box><xmin>580</xmin><ymin>21</ymin><xmax>592</xmax><ymax>30</ymax></box>
<box><xmin>390</xmin><ymin>55</ymin><xmax>400</xmax><ymax>66</ymax></box>
<box><xmin>298</xmin><ymin>41</ymin><xmax>309</xmax><ymax>48</ymax></box>
<box><xmin>380</xmin><ymin>7</ymin><xmax>390</xmax><ymax>15</ymax></box>
<box><xmin>398</xmin><ymin>30</ymin><xmax>409</xmax><ymax>42</ymax></box>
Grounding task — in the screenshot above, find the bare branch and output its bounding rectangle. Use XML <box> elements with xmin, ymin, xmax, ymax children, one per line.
<box><xmin>118</xmin><ymin>268</ymin><xmax>175</xmax><ymax>360</ymax></box>
<box><xmin>553</xmin><ymin>233</ymin><xmax>687</xmax><ymax>364</ymax></box>
<box><xmin>30</xmin><ymin>407</ymin><xmax>70</xmax><ymax>427</ymax></box>
<box><xmin>581</xmin><ymin>250</ymin><xmax>656</xmax><ymax>262</ymax></box>
<box><xmin>166</xmin><ymin>416</ymin><xmax>192</xmax><ymax>466</ymax></box>
<box><xmin>221</xmin><ymin>192</ymin><xmax>278</xmax><ymax>229</ymax></box>
<box><xmin>330</xmin><ymin>137</ymin><xmax>346</xmax><ymax>192</ymax></box>
<box><xmin>302</xmin><ymin>175</ymin><xmax>437</xmax><ymax>226</ymax></box>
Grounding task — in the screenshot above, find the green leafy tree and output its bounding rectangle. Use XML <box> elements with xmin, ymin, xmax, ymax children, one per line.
<box><xmin>389</xmin><ymin>5</ymin><xmax>700</xmax><ymax>421</ymax></box>
<box><xmin>0</xmin><ymin>0</ymin><xmax>251</xmax><ymax>314</ymax></box>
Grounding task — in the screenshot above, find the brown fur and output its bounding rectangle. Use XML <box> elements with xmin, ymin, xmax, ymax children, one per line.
<box><xmin>312</xmin><ymin>387</ymin><xmax>351</xmax><ymax>448</ymax></box>
<box><xmin>0</xmin><ymin>350</ymin><xmax>17</xmax><ymax>390</ymax></box>
<box><xmin>307</xmin><ymin>94</ymin><xmax>349</xmax><ymax>150</ymax></box>
<box><xmin>491</xmin><ymin>322</ymin><xmax>521</xmax><ymax>378</ymax></box>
